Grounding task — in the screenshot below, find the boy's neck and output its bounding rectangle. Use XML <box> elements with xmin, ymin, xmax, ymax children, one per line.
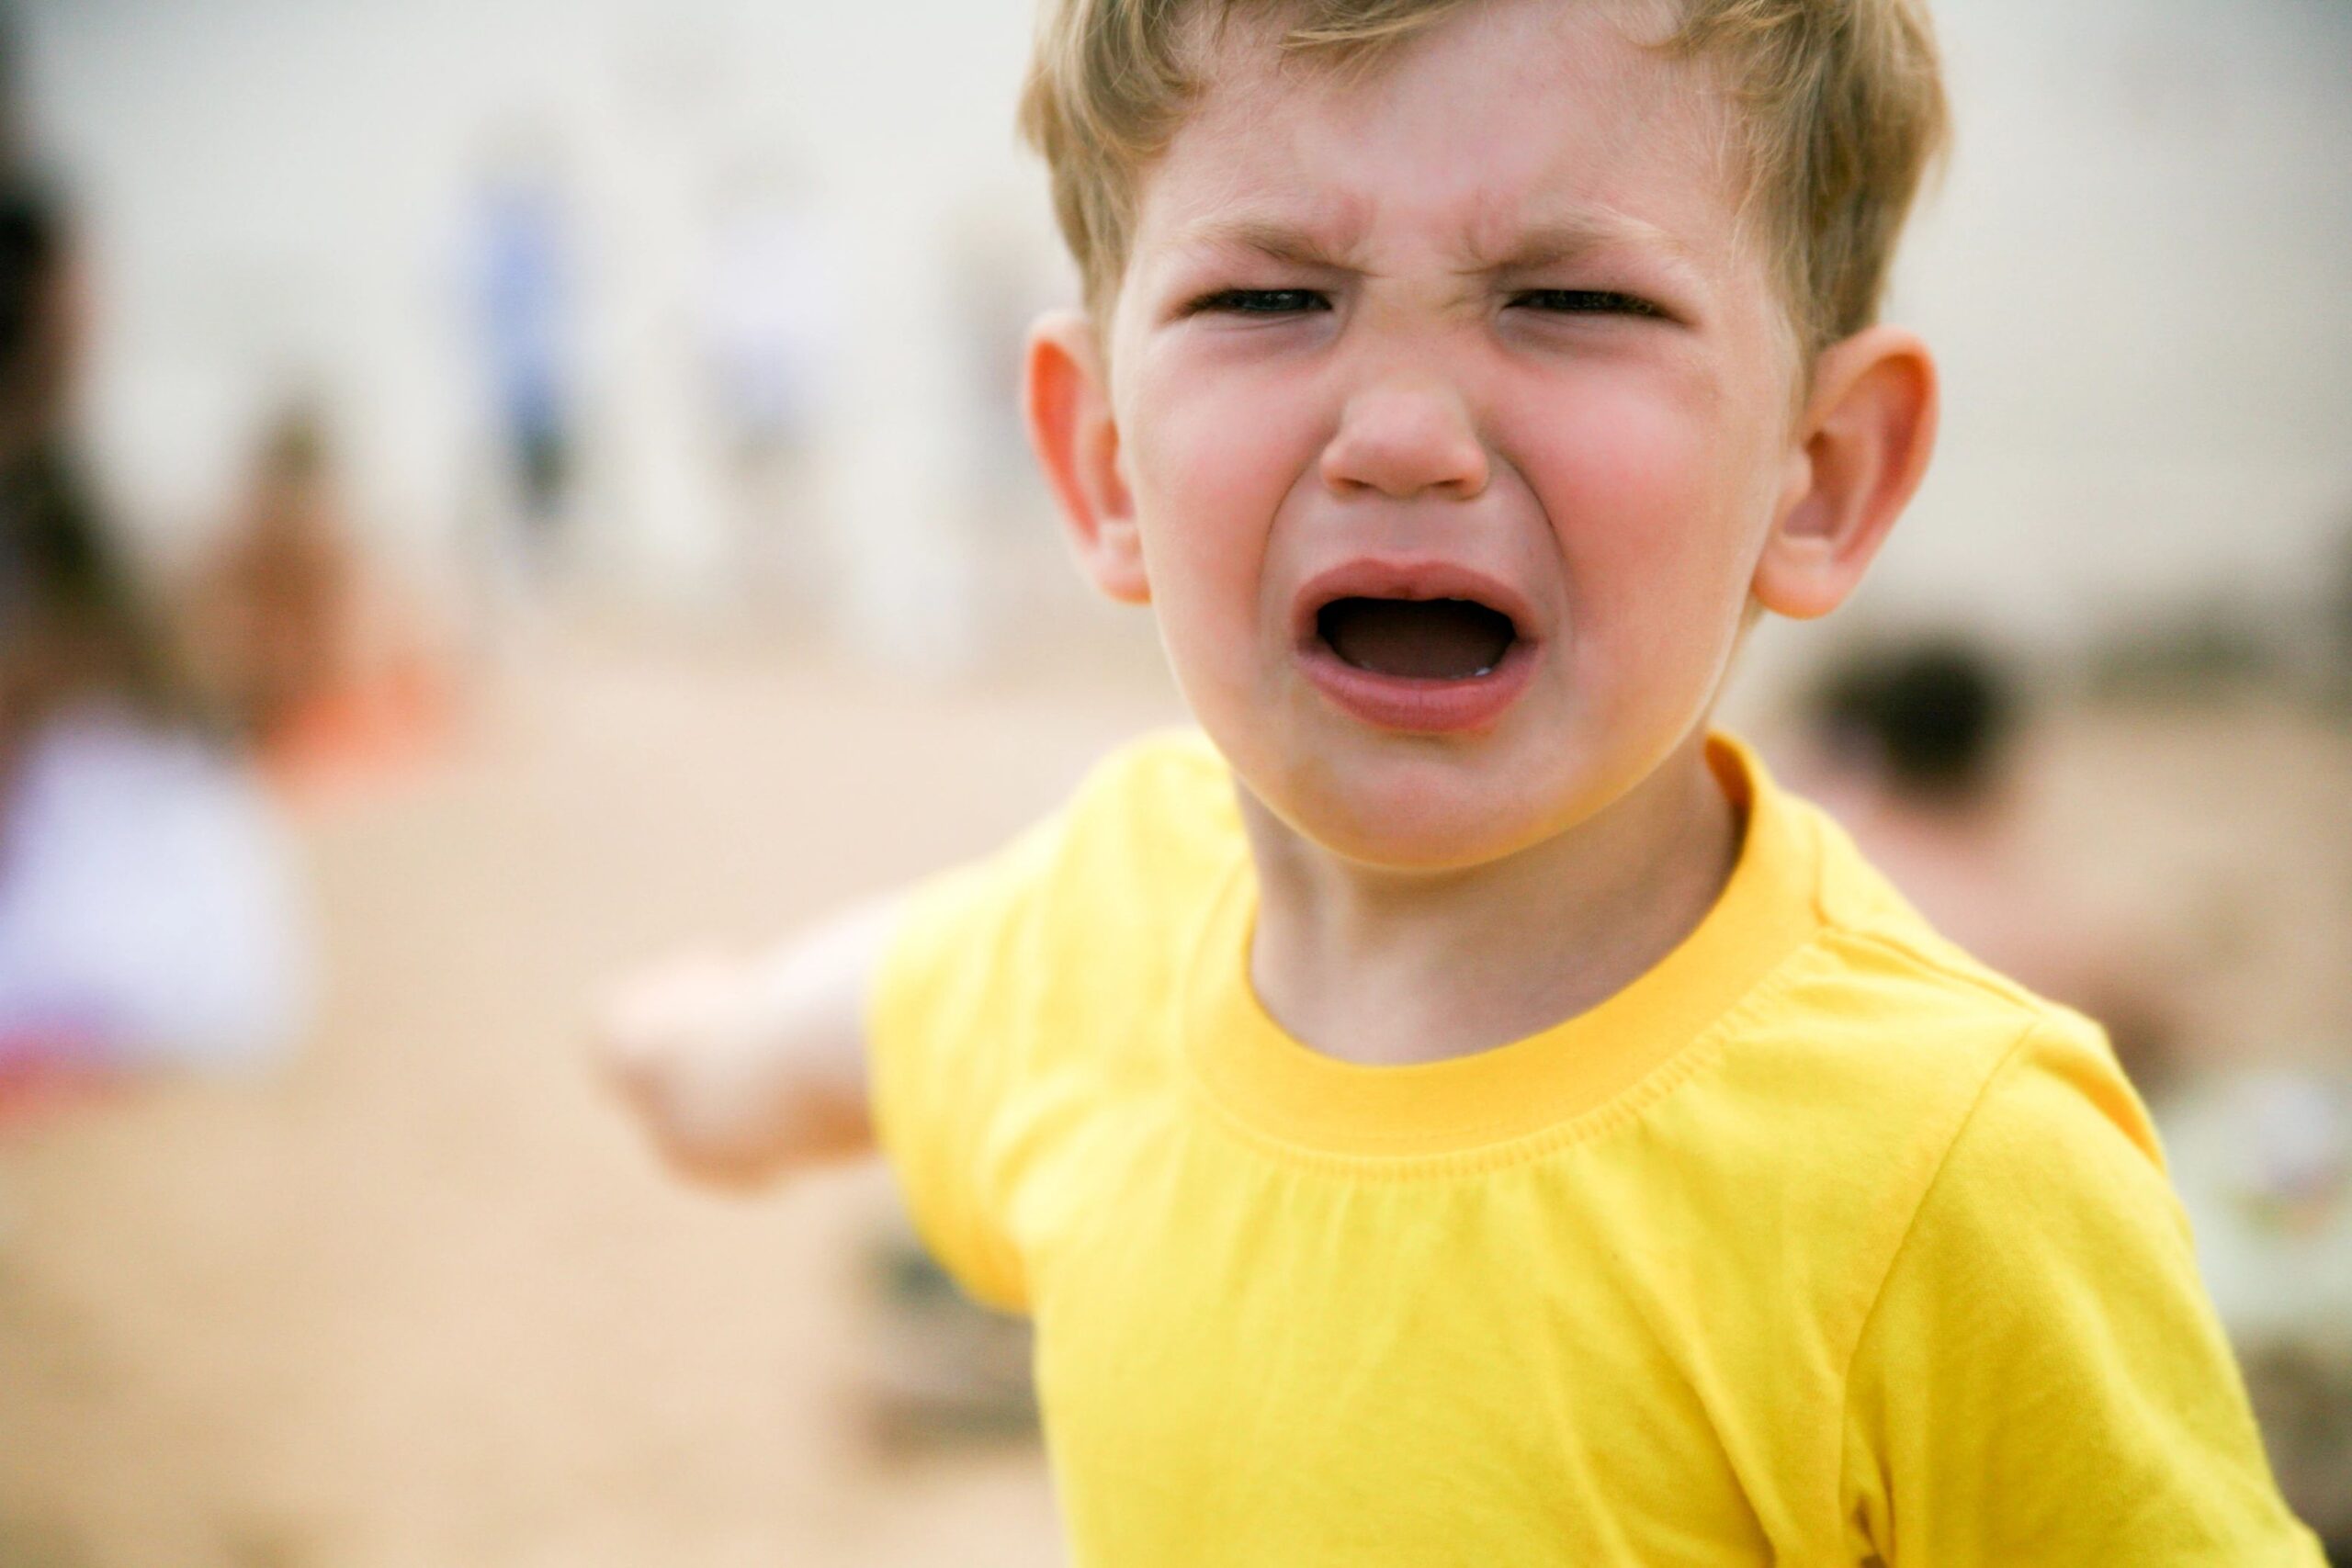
<box><xmin>1237</xmin><ymin>731</ymin><xmax>1741</xmax><ymax>1069</ymax></box>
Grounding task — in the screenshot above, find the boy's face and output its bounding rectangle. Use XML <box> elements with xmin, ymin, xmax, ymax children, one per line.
<box><xmin>1048</xmin><ymin>0</ymin><xmax>1923</xmax><ymax>869</ymax></box>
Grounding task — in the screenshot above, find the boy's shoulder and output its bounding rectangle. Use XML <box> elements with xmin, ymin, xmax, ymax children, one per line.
<box><xmin>1039</xmin><ymin>725</ymin><xmax>1247</xmax><ymax>893</ymax></box>
<box><xmin>1737</xmin><ymin>780</ymin><xmax>2159</xmax><ymax>1189</ymax></box>
<box><xmin>1790</xmin><ymin>783</ymin><xmax>2117</xmax><ymax>1069</ymax></box>
<box><xmin>888</xmin><ymin>728</ymin><xmax>1242</xmax><ymax>1003</ymax></box>
<box><xmin>1065</xmin><ymin>725</ymin><xmax>1237</xmax><ymax>826</ymax></box>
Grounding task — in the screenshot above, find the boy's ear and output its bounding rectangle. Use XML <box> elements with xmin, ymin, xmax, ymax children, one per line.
<box><xmin>1751</xmin><ymin>325</ymin><xmax>1939</xmax><ymax>621</ymax></box>
<box><xmin>1025</xmin><ymin>308</ymin><xmax>1148</xmax><ymax>605</ymax></box>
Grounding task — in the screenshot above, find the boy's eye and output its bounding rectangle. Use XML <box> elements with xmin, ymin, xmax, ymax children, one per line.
<box><xmin>1508</xmin><ymin>288</ymin><xmax>1665</xmax><ymax>320</ymax></box>
<box><xmin>1186</xmin><ymin>288</ymin><xmax>1331</xmax><ymax>317</ymax></box>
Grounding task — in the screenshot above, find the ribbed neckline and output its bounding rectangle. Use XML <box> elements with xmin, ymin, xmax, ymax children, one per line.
<box><xmin>1181</xmin><ymin>734</ymin><xmax>1822</xmax><ymax>1162</ymax></box>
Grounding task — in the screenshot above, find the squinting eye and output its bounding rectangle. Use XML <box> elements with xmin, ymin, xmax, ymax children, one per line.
<box><xmin>1510</xmin><ymin>288</ymin><xmax>1665</xmax><ymax>320</ymax></box>
<box><xmin>1186</xmin><ymin>288</ymin><xmax>1331</xmax><ymax>317</ymax></box>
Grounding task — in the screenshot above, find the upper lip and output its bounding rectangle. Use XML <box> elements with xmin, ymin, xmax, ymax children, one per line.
<box><xmin>1290</xmin><ymin>558</ymin><xmax>1541</xmax><ymax>649</ymax></box>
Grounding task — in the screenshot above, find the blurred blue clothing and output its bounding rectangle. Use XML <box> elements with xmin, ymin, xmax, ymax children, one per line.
<box><xmin>476</xmin><ymin>180</ymin><xmax>571</xmax><ymax>447</ymax></box>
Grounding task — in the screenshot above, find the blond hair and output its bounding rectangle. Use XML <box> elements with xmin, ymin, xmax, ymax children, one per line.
<box><xmin>1017</xmin><ymin>0</ymin><xmax>1948</xmax><ymax>355</ymax></box>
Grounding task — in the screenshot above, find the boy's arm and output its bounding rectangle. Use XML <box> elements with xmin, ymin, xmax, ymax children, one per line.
<box><xmin>593</xmin><ymin>897</ymin><xmax>899</xmax><ymax>1188</ymax></box>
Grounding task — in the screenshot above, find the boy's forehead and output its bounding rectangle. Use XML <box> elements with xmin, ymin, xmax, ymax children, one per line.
<box><xmin>1130</xmin><ymin>0</ymin><xmax>1746</xmax><ymax>276</ymax></box>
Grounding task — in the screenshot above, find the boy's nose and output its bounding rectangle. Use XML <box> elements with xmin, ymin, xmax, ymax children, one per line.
<box><xmin>1320</xmin><ymin>381</ymin><xmax>1489</xmax><ymax>502</ymax></box>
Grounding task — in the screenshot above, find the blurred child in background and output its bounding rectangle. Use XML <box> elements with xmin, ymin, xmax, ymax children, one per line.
<box><xmin>181</xmin><ymin>400</ymin><xmax>453</xmax><ymax>805</ymax></box>
<box><xmin>0</xmin><ymin>173</ymin><xmax>310</xmax><ymax>1113</ymax></box>
<box><xmin>1785</xmin><ymin>637</ymin><xmax>2181</xmax><ymax>1093</ymax></box>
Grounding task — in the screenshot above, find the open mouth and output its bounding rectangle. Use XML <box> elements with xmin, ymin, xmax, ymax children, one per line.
<box><xmin>1314</xmin><ymin>596</ymin><xmax>1519</xmax><ymax>682</ymax></box>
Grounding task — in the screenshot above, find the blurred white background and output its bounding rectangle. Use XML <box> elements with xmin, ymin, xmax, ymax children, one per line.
<box><xmin>15</xmin><ymin>0</ymin><xmax>2349</xmax><ymax>662</ymax></box>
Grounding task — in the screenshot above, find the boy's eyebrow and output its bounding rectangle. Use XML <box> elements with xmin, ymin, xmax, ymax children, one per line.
<box><xmin>1466</xmin><ymin>212</ymin><xmax>1699</xmax><ymax>275</ymax></box>
<box><xmin>1162</xmin><ymin>210</ymin><xmax>1371</xmax><ymax>269</ymax></box>
<box><xmin>1158</xmin><ymin>208</ymin><xmax>1700</xmax><ymax>276</ymax></box>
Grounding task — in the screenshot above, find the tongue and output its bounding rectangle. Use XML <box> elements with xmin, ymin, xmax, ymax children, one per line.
<box><xmin>1318</xmin><ymin>597</ymin><xmax>1516</xmax><ymax>681</ymax></box>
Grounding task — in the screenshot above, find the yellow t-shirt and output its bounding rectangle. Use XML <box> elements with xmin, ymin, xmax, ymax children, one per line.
<box><xmin>868</xmin><ymin>729</ymin><xmax>2321</xmax><ymax>1566</ymax></box>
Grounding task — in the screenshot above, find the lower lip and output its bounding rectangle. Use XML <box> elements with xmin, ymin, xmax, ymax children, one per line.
<box><xmin>1295</xmin><ymin>636</ymin><xmax>1539</xmax><ymax>735</ymax></box>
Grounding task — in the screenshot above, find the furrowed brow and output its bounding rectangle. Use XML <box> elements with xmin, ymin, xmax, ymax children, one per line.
<box><xmin>1167</xmin><ymin>212</ymin><xmax>1365</xmax><ymax>269</ymax></box>
<box><xmin>1467</xmin><ymin>214</ymin><xmax>1698</xmax><ymax>276</ymax></box>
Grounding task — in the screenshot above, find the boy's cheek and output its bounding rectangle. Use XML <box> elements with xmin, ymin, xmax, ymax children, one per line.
<box><xmin>1517</xmin><ymin>399</ymin><xmax>1757</xmax><ymax>580</ymax></box>
<box><xmin>1131</xmin><ymin>376</ymin><xmax>1309</xmax><ymax>502</ymax></box>
<box><xmin>1129</xmin><ymin>408</ymin><xmax>1312</xmax><ymax>603</ymax></box>
<box><xmin>1145</xmin><ymin>536</ymin><xmax>1276</xmax><ymax>679</ymax></box>
<box><xmin>1512</xmin><ymin>379</ymin><xmax>1694</xmax><ymax>497</ymax></box>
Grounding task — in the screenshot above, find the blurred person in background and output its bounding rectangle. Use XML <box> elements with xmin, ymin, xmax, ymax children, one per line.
<box><xmin>471</xmin><ymin>151</ymin><xmax>578</xmax><ymax>575</ymax></box>
<box><xmin>184</xmin><ymin>403</ymin><xmax>355</xmax><ymax>749</ymax></box>
<box><xmin>0</xmin><ymin>169</ymin><xmax>310</xmax><ymax>1111</ymax></box>
<box><xmin>695</xmin><ymin>162</ymin><xmax>834</xmax><ymax>616</ymax></box>
<box><xmin>1784</xmin><ymin>636</ymin><xmax>2182</xmax><ymax>1095</ymax></box>
<box><xmin>181</xmin><ymin>399</ymin><xmax>454</xmax><ymax>806</ymax></box>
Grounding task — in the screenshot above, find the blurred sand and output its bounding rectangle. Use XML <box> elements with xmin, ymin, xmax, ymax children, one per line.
<box><xmin>0</xmin><ymin>620</ymin><xmax>1182</xmax><ymax>1568</ymax></box>
<box><xmin>0</xmin><ymin>620</ymin><xmax>2345</xmax><ymax>1566</ymax></box>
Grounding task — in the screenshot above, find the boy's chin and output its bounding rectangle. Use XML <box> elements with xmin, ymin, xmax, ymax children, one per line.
<box><xmin>1256</xmin><ymin>767</ymin><xmax>1572</xmax><ymax>874</ymax></box>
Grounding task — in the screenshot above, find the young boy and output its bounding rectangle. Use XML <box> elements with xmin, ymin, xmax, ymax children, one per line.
<box><xmin>598</xmin><ymin>0</ymin><xmax>2325</xmax><ymax>1560</ymax></box>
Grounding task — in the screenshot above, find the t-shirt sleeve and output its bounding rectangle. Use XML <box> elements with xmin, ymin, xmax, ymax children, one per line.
<box><xmin>865</xmin><ymin>813</ymin><xmax>1062</xmax><ymax>1314</ymax></box>
<box><xmin>1839</xmin><ymin>1018</ymin><xmax>2324</xmax><ymax>1565</ymax></box>
<box><xmin>861</xmin><ymin>729</ymin><xmax>1234</xmax><ymax>1319</ymax></box>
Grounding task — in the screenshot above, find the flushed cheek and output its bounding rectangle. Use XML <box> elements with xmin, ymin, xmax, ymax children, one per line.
<box><xmin>1512</xmin><ymin>393</ymin><xmax>1757</xmax><ymax>651</ymax></box>
<box><xmin>1125</xmin><ymin>373</ymin><xmax>1317</xmax><ymax>655</ymax></box>
<box><xmin>1126</xmin><ymin>347</ymin><xmax>1318</xmax><ymax>522</ymax></box>
<box><xmin>1514</xmin><ymin>401</ymin><xmax>1758</xmax><ymax>719</ymax></box>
